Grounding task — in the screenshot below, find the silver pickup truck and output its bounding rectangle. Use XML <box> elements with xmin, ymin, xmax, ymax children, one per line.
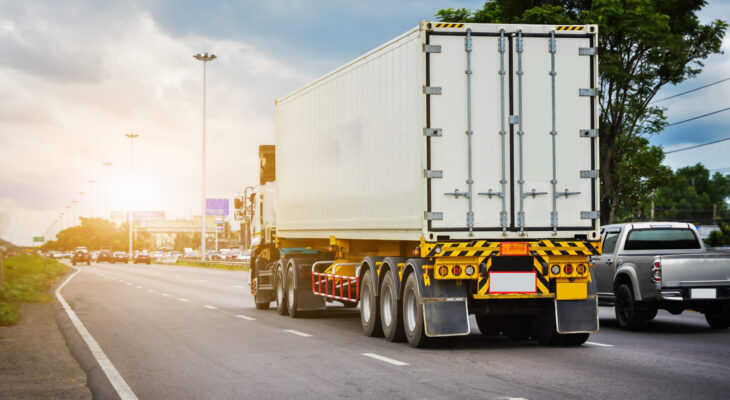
<box><xmin>594</xmin><ymin>222</ymin><xmax>730</xmax><ymax>330</ymax></box>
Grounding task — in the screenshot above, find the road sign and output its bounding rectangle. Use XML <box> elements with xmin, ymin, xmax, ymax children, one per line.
<box><xmin>206</xmin><ymin>199</ymin><xmax>229</xmax><ymax>216</ymax></box>
<box><xmin>33</xmin><ymin>236</ymin><xmax>44</xmax><ymax>243</ymax></box>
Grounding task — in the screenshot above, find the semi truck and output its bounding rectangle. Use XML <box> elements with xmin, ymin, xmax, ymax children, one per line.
<box><xmin>235</xmin><ymin>22</ymin><xmax>602</xmax><ymax>347</ymax></box>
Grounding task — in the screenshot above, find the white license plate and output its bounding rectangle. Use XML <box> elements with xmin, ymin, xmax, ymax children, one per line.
<box><xmin>690</xmin><ymin>288</ymin><xmax>716</xmax><ymax>299</ymax></box>
<box><xmin>489</xmin><ymin>272</ymin><xmax>536</xmax><ymax>293</ymax></box>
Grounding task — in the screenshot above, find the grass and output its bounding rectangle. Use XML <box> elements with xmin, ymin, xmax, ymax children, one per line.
<box><xmin>0</xmin><ymin>255</ymin><xmax>68</xmax><ymax>326</ymax></box>
<box><xmin>174</xmin><ymin>260</ymin><xmax>249</xmax><ymax>271</ymax></box>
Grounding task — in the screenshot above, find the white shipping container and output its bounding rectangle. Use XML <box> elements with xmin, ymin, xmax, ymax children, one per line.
<box><xmin>275</xmin><ymin>22</ymin><xmax>599</xmax><ymax>242</ymax></box>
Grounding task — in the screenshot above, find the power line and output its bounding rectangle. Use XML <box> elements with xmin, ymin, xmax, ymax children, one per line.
<box><xmin>664</xmin><ymin>137</ymin><xmax>730</xmax><ymax>154</ymax></box>
<box><xmin>665</xmin><ymin>107</ymin><xmax>730</xmax><ymax>127</ymax></box>
<box><xmin>652</xmin><ymin>77</ymin><xmax>730</xmax><ymax>103</ymax></box>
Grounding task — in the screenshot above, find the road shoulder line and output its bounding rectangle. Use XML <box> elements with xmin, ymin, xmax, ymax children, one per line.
<box><xmin>361</xmin><ymin>353</ymin><xmax>409</xmax><ymax>366</ymax></box>
<box><xmin>55</xmin><ymin>265</ymin><xmax>139</xmax><ymax>400</ymax></box>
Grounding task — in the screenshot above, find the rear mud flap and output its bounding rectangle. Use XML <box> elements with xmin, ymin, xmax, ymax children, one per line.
<box><xmin>423</xmin><ymin>298</ymin><xmax>470</xmax><ymax>337</ymax></box>
<box><xmin>555</xmin><ymin>296</ymin><xmax>599</xmax><ymax>334</ymax></box>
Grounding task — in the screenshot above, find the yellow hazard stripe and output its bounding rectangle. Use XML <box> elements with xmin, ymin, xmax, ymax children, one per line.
<box><xmin>555</xmin><ymin>25</ymin><xmax>585</xmax><ymax>31</ymax></box>
<box><xmin>434</xmin><ymin>23</ymin><xmax>465</xmax><ymax>28</ymax></box>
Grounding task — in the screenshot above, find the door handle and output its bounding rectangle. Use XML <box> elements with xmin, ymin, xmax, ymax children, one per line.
<box><xmin>605</xmin><ymin>258</ymin><xmax>613</xmax><ymax>264</ymax></box>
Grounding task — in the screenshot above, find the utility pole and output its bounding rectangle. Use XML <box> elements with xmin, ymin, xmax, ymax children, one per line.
<box><xmin>650</xmin><ymin>189</ymin><xmax>656</xmax><ymax>222</ymax></box>
<box><xmin>193</xmin><ymin>52</ymin><xmax>216</xmax><ymax>260</ymax></box>
<box><xmin>125</xmin><ymin>133</ymin><xmax>139</xmax><ymax>260</ymax></box>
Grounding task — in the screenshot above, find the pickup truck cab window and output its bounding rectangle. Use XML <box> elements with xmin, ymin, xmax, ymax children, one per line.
<box><xmin>624</xmin><ymin>228</ymin><xmax>701</xmax><ymax>251</ymax></box>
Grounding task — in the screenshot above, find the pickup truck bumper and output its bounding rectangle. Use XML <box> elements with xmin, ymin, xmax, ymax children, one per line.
<box><xmin>659</xmin><ymin>286</ymin><xmax>730</xmax><ymax>302</ymax></box>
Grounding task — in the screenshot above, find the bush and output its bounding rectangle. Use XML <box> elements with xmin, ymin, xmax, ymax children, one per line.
<box><xmin>0</xmin><ymin>302</ymin><xmax>20</xmax><ymax>326</ymax></box>
<box><xmin>0</xmin><ymin>255</ymin><xmax>68</xmax><ymax>325</ymax></box>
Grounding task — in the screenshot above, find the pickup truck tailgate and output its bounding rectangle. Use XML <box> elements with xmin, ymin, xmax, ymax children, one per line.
<box><xmin>658</xmin><ymin>252</ymin><xmax>730</xmax><ymax>288</ymax></box>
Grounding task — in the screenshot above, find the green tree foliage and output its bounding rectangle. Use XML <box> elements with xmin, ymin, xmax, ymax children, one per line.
<box><xmin>706</xmin><ymin>222</ymin><xmax>730</xmax><ymax>247</ymax></box>
<box><xmin>649</xmin><ymin>164</ymin><xmax>730</xmax><ymax>223</ymax></box>
<box><xmin>437</xmin><ymin>1</ymin><xmax>727</xmax><ymax>224</ymax></box>
<box><xmin>41</xmin><ymin>217</ymin><xmax>152</xmax><ymax>251</ymax></box>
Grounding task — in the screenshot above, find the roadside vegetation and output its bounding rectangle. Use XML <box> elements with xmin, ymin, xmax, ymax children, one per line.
<box><xmin>0</xmin><ymin>255</ymin><xmax>68</xmax><ymax>326</ymax></box>
<box><xmin>175</xmin><ymin>260</ymin><xmax>249</xmax><ymax>271</ymax></box>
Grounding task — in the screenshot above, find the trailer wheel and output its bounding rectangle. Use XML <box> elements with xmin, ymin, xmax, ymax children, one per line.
<box><xmin>275</xmin><ymin>267</ymin><xmax>288</xmax><ymax>316</ymax></box>
<box><xmin>561</xmin><ymin>333</ymin><xmax>590</xmax><ymax>346</ymax></box>
<box><xmin>533</xmin><ymin>303</ymin><xmax>561</xmax><ymax>346</ymax></box>
<box><xmin>475</xmin><ymin>314</ymin><xmax>501</xmax><ymax>336</ymax></box>
<box><xmin>402</xmin><ymin>273</ymin><xmax>431</xmax><ymax>348</ymax></box>
<box><xmin>287</xmin><ymin>268</ymin><xmax>301</xmax><ymax>318</ymax></box>
<box><xmin>360</xmin><ymin>271</ymin><xmax>382</xmax><ymax>337</ymax></box>
<box><xmin>379</xmin><ymin>270</ymin><xmax>404</xmax><ymax>342</ymax></box>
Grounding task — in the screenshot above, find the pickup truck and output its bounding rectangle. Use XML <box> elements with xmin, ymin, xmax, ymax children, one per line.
<box><xmin>594</xmin><ymin>222</ymin><xmax>730</xmax><ymax>330</ymax></box>
<box><xmin>72</xmin><ymin>249</ymin><xmax>91</xmax><ymax>266</ymax></box>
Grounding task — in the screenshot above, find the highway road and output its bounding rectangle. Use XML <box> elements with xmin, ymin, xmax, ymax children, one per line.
<box><xmin>59</xmin><ymin>261</ymin><xmax>730</xmax><ymax>399</ymax></box>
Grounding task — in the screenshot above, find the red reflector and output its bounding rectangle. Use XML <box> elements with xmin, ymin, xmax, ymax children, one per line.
<box><xmin>564</xmin><ymin>264</ymin><xmax>574</xmax><ymax>274</ymax></box>
<box><xmin>453</xmin><ymin>265</ymin><xmax>462</xmax><ymax>276</ymax></box>
<box><xmin>500</xmin><ymin>242</ymin><xmax>530</xmax><ymax>256</ymax></box>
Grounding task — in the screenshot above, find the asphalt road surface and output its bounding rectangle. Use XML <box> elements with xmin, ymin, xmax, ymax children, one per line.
<box><xmin>59</xmin><ymin>261</ymin><xmax>730</xmax><ymax>399</ymax></box>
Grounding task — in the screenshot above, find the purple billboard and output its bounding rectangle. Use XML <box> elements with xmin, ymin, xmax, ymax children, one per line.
<box><xmin>205</xmin><ymin>198</ymin><xmax>229</xmax><ymax>216</ymax></box>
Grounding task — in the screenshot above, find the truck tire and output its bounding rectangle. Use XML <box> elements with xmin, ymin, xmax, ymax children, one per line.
<box><xmin>379</xmin><ymin>270</ymin><xmax>404</xmax><ymax>342</ymax></box>
<box><xmin>614</xmin><ymin>283</ymin><xmax>645</xmax><ymax>330</ymax></box>
<box><xmin>561</xmin><ymin>333</ymin><xmax>590</xmax><ymax>346</ymax></box>
<box><xmin>360</xmin><ymin>271</ymin><xmax>382</xmax><ymax>337</ymax></box>
<box><xmin>644</xmin><ymin>307</ymin><xmax>658</xmax><ymax>321</ymax></box>
<box><xmin>402</xmin><ymin>273</ymin><xmax>431</xmax><ymax>348</ymax></box>
<box><xmin>705</xmin><ymin>304</ymin><xmax>730</xmax><ymax>329</ymax></box>
<box><xmin>275</xmin><ymin>267</ymin><xmax>288</xmax><ymax>316</ymax></box>
<box><xmin>287</xmin><ymin>268</ymin><xmax>301</xmax><ymax>318</ymax></box>
<box><xmin>475</xmin><ymin>314</ymin><xmax>501</xmax><ymax>336</ymax></box>
<box><xmin>533</xmin><ymin>311</ymin><xmax>561</xmax><ymax>346</ymax></box>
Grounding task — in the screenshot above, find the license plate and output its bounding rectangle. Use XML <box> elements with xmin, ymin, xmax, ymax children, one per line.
<box><xmin>690</xmin><ymin>288</ymin><xmax>716</xmax><ymax>299</ymax></box>
<box><xmin>489</xmin><ymin>272</ymin><xmax>536</xmax><ymax>294</ymax></box>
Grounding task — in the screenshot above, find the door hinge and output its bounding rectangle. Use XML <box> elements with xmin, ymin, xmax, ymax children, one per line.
<box><xmin>423</xmin><ymin>86</ymin><xmax>442</xmax><ymax>95</ymax></box>
<box><xmin>580</xmin><ymin>129</ymin><xmax>599</xmax><ymax>138</ymax></box>
<box><xmin>423</xmin><ymin>169</ymin><xmax>443</xmax><ymax>179</ymax></box>
<box><xmin>424</xmin><ymin>212</ymin><xmax>443</xmax><ymax>221</ymax></box>
<box><xmin>580</xmin><ymin>170</ymin><xmax>600</xmax><ymax>179</ymax></box>
<box><xmin>579</xmin><ymin>88</ymin><xmax>597</xmax><ymax>97</ymax></box>
<box><xmin>579</xmin><ymin>47</ymin><xmax>596</xmax><ymax>56</ymax></box>
<box><xmin>581</xmin><ymin>211</ymin><xmax>600</xmax><ymax>220</ymax></box>
<box><xmin>423</xmin><ymin>128</ymin><xmax>442</xmax><ymax>137</ymax></box>
<box><xmin>423</xmin><ymin>44</ymin><xmax>441</xmax><ymax>53</ymax></box>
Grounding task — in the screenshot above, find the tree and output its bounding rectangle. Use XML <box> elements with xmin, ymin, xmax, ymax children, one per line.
<box><xmin>437</xmin><ymin>1</ymin><xmax>727</xmax><ymax>224</ymax></box>
<box><xmin>651</xmin><ymin>164</ymin><xmax>730</xmax><ymax>223</ymax></box>
<box><xmin>706</xmin><ymin>223</ymin><xmax>730</xmax><ymax>247</ymax></box>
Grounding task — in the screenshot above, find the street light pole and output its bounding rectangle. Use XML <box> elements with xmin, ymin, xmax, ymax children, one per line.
<box><xmin>125</xmin><ymin>133</ymin><xmax>139</xmax><ymax>260</ymax></box>
<box><xmin>79</xmin><ymin>192</ymin><xmax>85</xmax><ymax>221</ymax></box>
<box><xmin>103</xmin><ymin>162</ymin><xmax>112</xmax><ymax>219</ymax></box>
<box><xmin>71</xmin><ymin>200</ymin><xmax>78</xmax><ymax>226</ymax></box>
<box><xmin>193</xmin><ymin>52</ymin><xmax>216</xmax><ymax>260</ymax></box>
<box><xmin>88</xmin><ymin>180</ymin><xmax>96</xmax><ymax>218</ymax></box>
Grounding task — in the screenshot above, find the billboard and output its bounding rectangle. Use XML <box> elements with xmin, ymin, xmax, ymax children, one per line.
<box><xmin>133</xmin><ymin>211</ymin><xmax>165</xmax><ymax>226</ymax></box>
<box><xmin>206</xmin><ymin>198</ymin><xmax>229</xmax><ymax>216</ymax></box>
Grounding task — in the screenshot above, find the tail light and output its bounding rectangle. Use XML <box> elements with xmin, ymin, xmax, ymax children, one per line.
<box><xmin>577</xmin><ymin>264</ymin><xmax>587</xmax><ymax>274</ymax></box>
<box><xmin>452</xmin><ymin>265</ymin><xmax>462</xmax><ymax>276</ymax></box>
<box><xmin>438</xmin><ymin>265</ymin><xmax>448</xmax><ymax>277</ymax></box>
<box><xmin>551</xmin><ymin>265</ymin><xmax>560</xmax><ymax>275</ymax></box>
<box><xmin>465</xmin><ymin>265</ymin><xmax>475</xmax><ymax>276</ymax></box>
<box><xmin>564</xmin><ymin>264</ymin><xmax>574</xmax><ymax>275</ymax></box>
<box><xmin>651</xmin><ymin>261</ymin><xmax>662</xmax><ymax>283</ymax></box>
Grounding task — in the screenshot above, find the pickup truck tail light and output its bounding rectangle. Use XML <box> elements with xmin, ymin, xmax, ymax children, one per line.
<box><xmin>651</xmin><ymin>261</ymin><xmax>662</xmax><ymax>283</ymax></box>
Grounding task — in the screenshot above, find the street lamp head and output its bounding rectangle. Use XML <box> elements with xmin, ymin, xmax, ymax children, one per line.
<box><xmin>125</xmin><ymin>133</ymin><xmax>139</xmax><ymax>139</ymax></box>
<box><xmin>89</xmin><ymin>180</ymin><xmax>96</xmax><ymax>184</ymax></box>
<box><xmin>193</xmin><ymin>53</ymin><xmax>217</xmax><ymax>62</ymax></box>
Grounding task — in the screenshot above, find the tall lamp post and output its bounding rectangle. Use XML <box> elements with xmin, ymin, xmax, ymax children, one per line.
<box><xmin>88</xmin><ymin>180</ymin><xmax>96</xmax><ymax>218</ymax></box>
<box><xmin>71</xmin><ymin>200</ymin><xmax>78</xmax><ymax>226</ymax></box>
<box><xmin>193</xmin><ymin>52</ymin><xmax>216</xmax><ymax>260</ymax></box>
<box><xmin>79</xmin><ymin>192</ymin><xmax>85</xmax><ymax>221</ymax></box>
<box><xmin>103</xmin><ymin>162</ymin><xmax>112</xmax><ymax>219</ymax></box>
<box><xmin>125</xmin><ymin>133</ymin><xmax>139</xmax><ymax>259</ymax></box>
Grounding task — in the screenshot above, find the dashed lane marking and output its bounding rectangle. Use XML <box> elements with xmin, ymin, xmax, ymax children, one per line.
<box><xmin>233</xmin><ymin>285</ymin><xmax>245</xmax><ymax>289</ymax></box>
<box><xmin>135</xmin><ymin>286</ymin><xmax>142</xmax><ymax>289</ymax></box>
<box><xmin>236</xmin><ymin>314</ymin><xmax>255</xmax><ymax>321</ymax></box>
<box><xmin>284</xmin><ymin>329</ymin><xmax>312</xmax><ymax>338</ymax></box>
<box><xmin>56</xmin><ymin>266</ymin><xmax>139</xmax><ymax>400</ymax></box>
<box><xmin>586</xmin><ymin>341</ymin><xmax>614</xmax><ymax>347</ymax></box>
<box><xmin>161</xmin><ymin>293</ymin><xmax>171</xmax><ymax>297</ymax></box>
<box><xmin>361</xmin><ymin>353</ymin><xmax>409</xmax><ymax>366</ymax></box>
<box><xmin>199</xmin><ymin>279</ymin><xmax>207</xmax><ymax>283</ymax></box>
<box><xmin>204</xmin><ymin>305</ymin><xmax>218</xmax><ymax>310</ymax></box>
<box><xmin>174</xmin><ymin>275</ymin><xmax>181</xmax><ymax>278</ymax></box>
<box><xmin>147</xmin><ymin>289</ymin><xmax>155</xmax><ymax>293</ymax></box>
<box><xmin>178</xmin><ymin>298</ymin><xmax>191</xmax><ymax>302</ymax></box>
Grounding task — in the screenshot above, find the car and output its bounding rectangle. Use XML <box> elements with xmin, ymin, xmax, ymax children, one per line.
<box><xmin>226</xmin><ymin>250</ymin><xmax>241</xmax><ymax>260</ymax></box>
<box><xmin>71</xmin><ymin>249</ymin><xmax>91</xmax><ymax>266</ymax></box>
<box><xmin>97</xmin><ymin>250</ymin><xmax>112</xmax><ymax>262</ymax></box>
<box><xmin>111</xmin><ymin>251</ymin><xmax>128</xmax><ymax>264</ymax></box>
<box><xmin>237</xmin><ymin>250</ymin><xmax>251</xmax><ymax>266</ymax></box>
<box><xmin>134</xmin><ymin>252</ymin><xmax>152</xmax><ymax>264</ymax></box>
<box><xmin>207</xmin><ymin>250</ymin><xmax>221</xmax><ymax>261</ymax></box>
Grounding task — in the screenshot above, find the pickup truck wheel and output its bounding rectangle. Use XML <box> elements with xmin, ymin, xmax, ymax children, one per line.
<box><xmin>275</xmin><ymin>267</ymin><xmax>288</xmax><ymax>316</ymax></box>
<box><xmin>705</xmin><ymin>304</ymin><xmax>730</xmax><ymax>329</ymax></box>
<box><xmin>644</xmin><ymin>307</ymin><xmax>658</xmax><ymax>321</ymax></box>
<box><xmin>359</xmin><ymin>271</ymin><xmax>382</xmax><ymax>337</ymax></box>
<box><xmin>615</xmin><ymin>283</ymin><xmax>645</xmax><ymax>330</ymax></box>
<box><xmin>379</xmin><ymin>270</ymin><xmax>404</xmax><ymax>342</ymax></box>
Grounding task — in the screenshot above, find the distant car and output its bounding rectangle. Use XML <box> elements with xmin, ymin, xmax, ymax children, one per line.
<box><xmin>226</xmin><ymin>250</ymin><xmax>241</xmax><ymax>260</ymax></box>
<box><xmin>97</xmin><ymin>250</ymin><xmax>112</xmax><ymax>262</ymax></box>
<box><xmin>237</xmin><ymin>250</ymin><xmax>251</xmax><ymax>265</ymax></box>
<box><xmin>134</xmin><ymin>252</ymin><xmax>151</xmax><ymax>264</ymax></box>
<box><xmin>72</xmin><ymin>250</ymin><xmax>90</xmax><ymax>266</ymax></box>
<box><xmin>207</xmin><ymin>250</ymin><xmax>221</xmax><ymax>261</ymax></box>
<box><xmin>111</xmin><ymin>251</ymin><xmax>128</xmax><ymax>264</ymax></box>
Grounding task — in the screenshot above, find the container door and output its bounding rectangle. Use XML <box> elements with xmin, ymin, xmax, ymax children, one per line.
<box><xmin>427</xmin><ymin>31</ymin><xmax>512</xmax><ymax>233</ymax></box>
<box><xmin>513</xmin><ymin>33</ymin><xmax>595</xmax><ymax>231</ymax></box>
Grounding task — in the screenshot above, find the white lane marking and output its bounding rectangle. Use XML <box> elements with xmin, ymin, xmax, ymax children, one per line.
<box><xmin>233</xmin><ymin>285</ymin><xmax>245</xmax><ymax>288</ymax></box>
<box><xmin>203</xmin><ymin>305</ymin><xmax>218</xmax><ymax>310</ymax></box>
<box><xmin>199</xmin><ymin>279</ymin><xmax>207</xmax><ymax>283</ymax></box>
<box><xmin>586</xmin><ymin>341</ymin><xmax>614</xmax><ymax>347</ymax></box>
<box><xmin>174</xmin><ymin>275</ymin><xmax>181</xmax><ymax>278</ymax></box>
<box><xmin>178</xmin><ymin>298</ymin><xmax>191</xmax><ymax>302</ymax></box>
<box><xmin>56</xmin><ymin>266</ymin><xmax>139</xmax><ymax>400</ymax></box>
<box><xmin>236</xmin><ymin>314</ymin><xmax>255</xmax><ymax>321</ymax></box>
<box><xmin>284</xmin><ymin>329</ymin><xmax>312</xmax><ymax>338</ymax></box>
<box><xmin>361</xmin><ymin>353</ymin><xmax>409</xmax><ymax>366</ymax></box>
<box><xmin>125</xmin><ymin>282</ymin><xmax>132</xmax><ymax>286</ymax></box>
<box><xmin>147</xmin><ymin>289</ymin><xmax>155</xmax><ymax>293</ymax></box>
<box><xmin>156</xmin><ymin>273</ymin><xmax>162</xmax><ymax>276</ymax></box>
<box><xmin>135</xmin><ymin>286</ymin><xmax>142</xmax><ymax>289</ymax></box>
<box><xmin>161</xmin><ymin>293</ymin><xmax>171</xmax><ymax>297</ymax></box>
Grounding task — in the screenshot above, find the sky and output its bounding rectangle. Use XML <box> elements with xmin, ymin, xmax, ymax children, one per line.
<box><xmin>0</xmin><ymin>0</ymin><xmax>728</xmax><ymax>246</ymax></box>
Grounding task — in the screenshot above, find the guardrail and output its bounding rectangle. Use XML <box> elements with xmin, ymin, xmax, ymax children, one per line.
<box><xmin>165</xmin><ymin>257</ymin><xmax>250</xmax><ymax>269</ymax></box>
